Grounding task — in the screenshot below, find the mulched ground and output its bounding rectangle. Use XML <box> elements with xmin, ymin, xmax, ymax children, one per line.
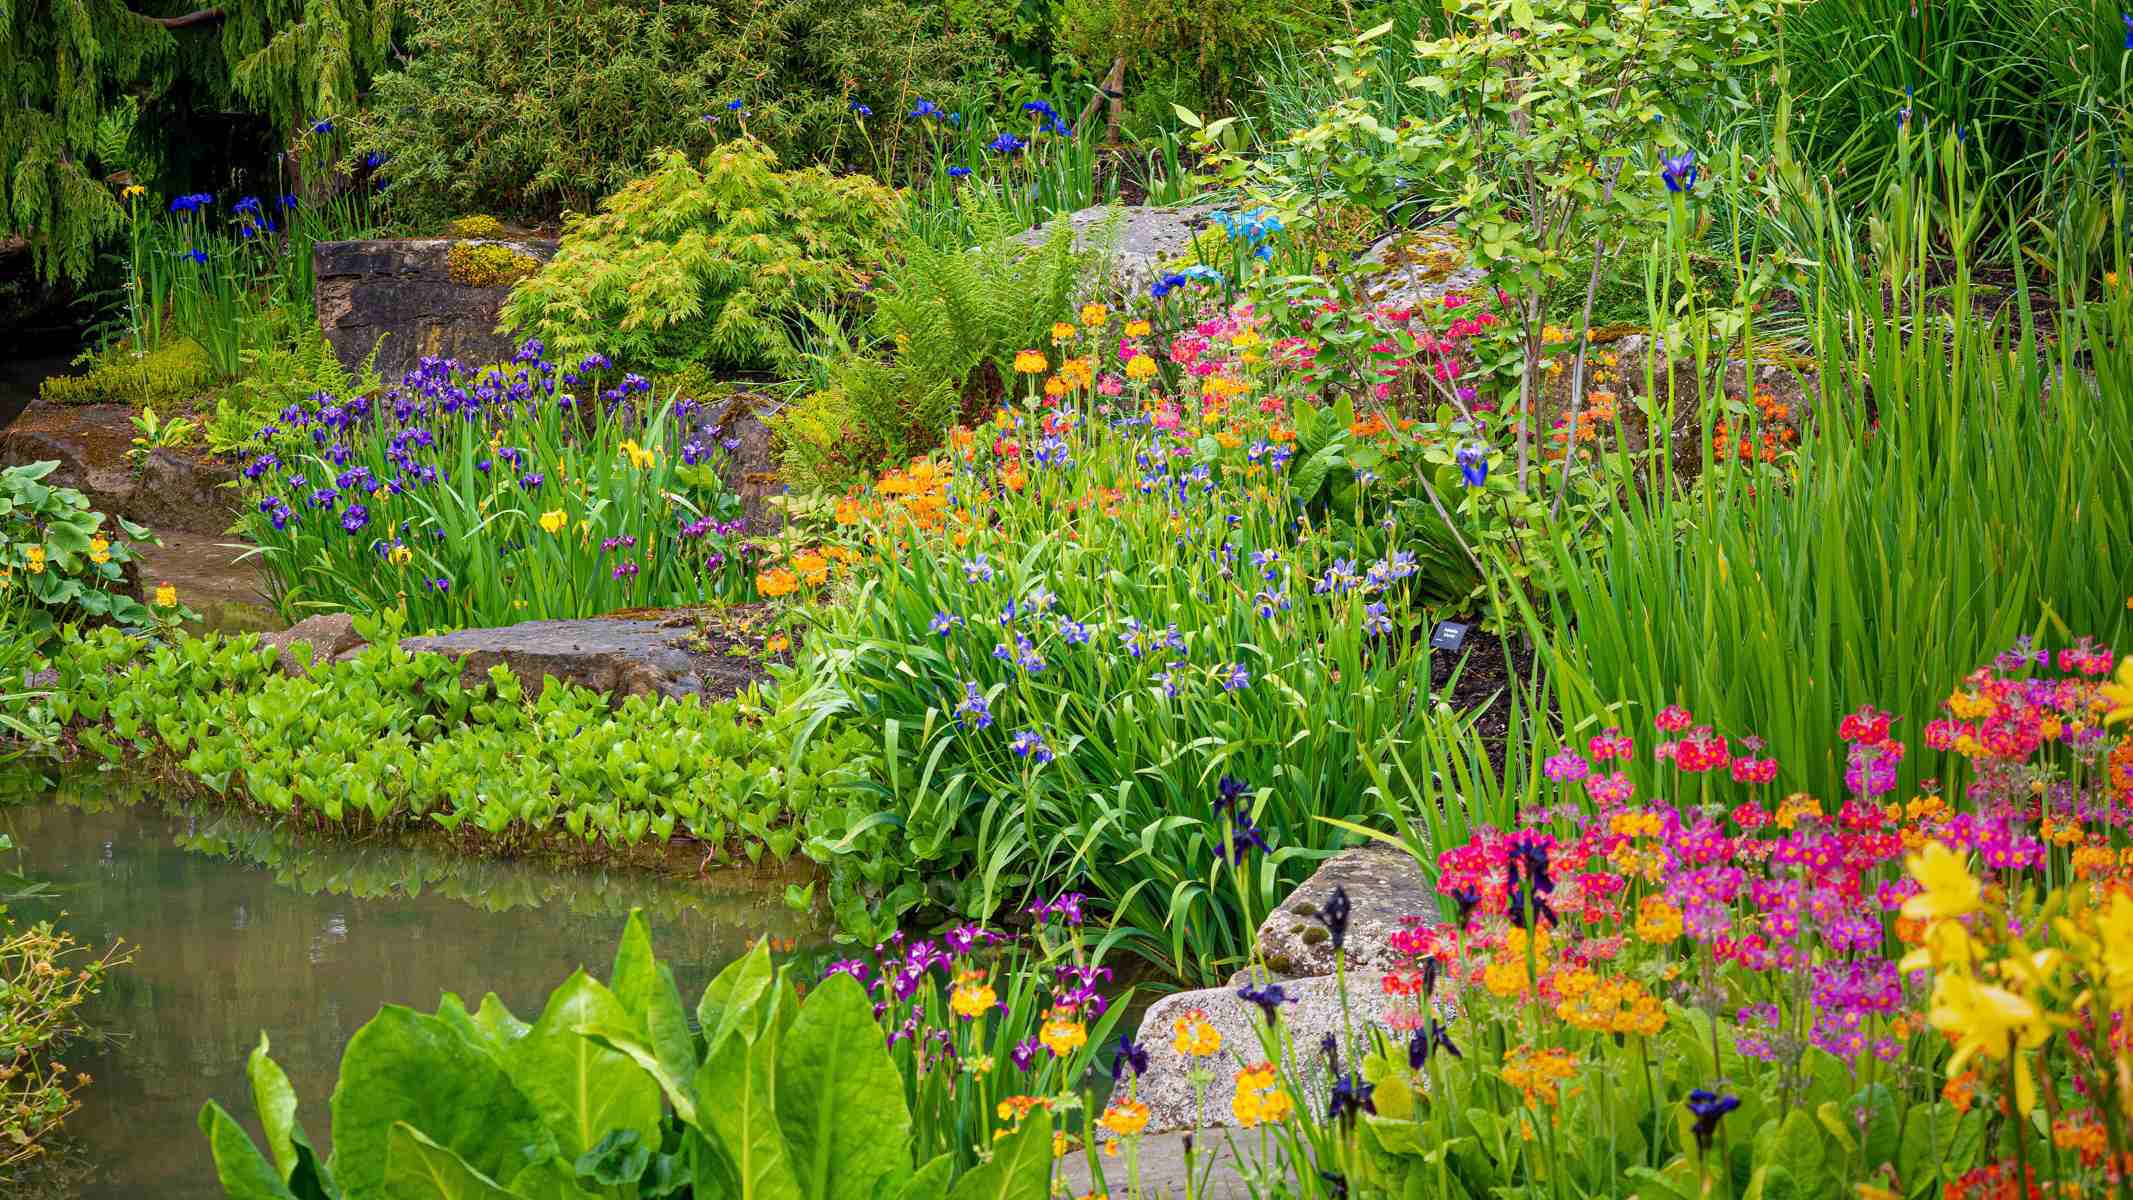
<box><xmin>1428</xmin><ymin>625</ymin><xmax>1542</xmax><ymax>771</ymax></box>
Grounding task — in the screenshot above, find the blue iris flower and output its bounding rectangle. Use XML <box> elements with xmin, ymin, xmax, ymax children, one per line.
<box><xmin>1660</xmin><ymin>150</ymin><xmax>1698</xmax><ymax>193</ymax></box>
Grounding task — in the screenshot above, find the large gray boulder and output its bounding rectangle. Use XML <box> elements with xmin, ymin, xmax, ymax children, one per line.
<box><xmin>1232</xmin><ymin>843</ymin><xmax>1439</xmax><ymax>986</ymax></box>
<box><xmin>1133</xmin><ymin>976</ymin><xmax>1423</xmax><ymax>1134</ymax></box>
<box><xmin>314</xmin><ymin>238</ymin><xmax>557</xmax><ymax>379</ymax></box>
<box><xmin>0</xmin><ymin>403</ymin><xmax>241</xmax><ymax>535</ymax></box>
<box><xmin>1011</xmin><ymin>204</ymin><xmax>1217</xmax><ymax>299</ymax></box>
<box><xmin>398</xmin><ymin>613</ymin><xmax>769</xmax><ymax>702</ymax></box>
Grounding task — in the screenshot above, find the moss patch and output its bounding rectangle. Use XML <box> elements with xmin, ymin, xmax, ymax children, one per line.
<box><xmin>448</xmin><ymin>214</ymin><xmax>506</xmax><ymax>239</ymax></box>
<box><xmin>446</xmin><ymin>242</ymin><xmax>541</xmax><ymax>288</ymax></box>
<box><xmin>39</xmin><ymin>340</ymin><xmax>215</xmax><ymax>408</ymax></box>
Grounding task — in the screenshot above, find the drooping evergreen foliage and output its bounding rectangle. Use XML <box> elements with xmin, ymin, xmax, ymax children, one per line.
<box><xmin>0</xmin><ymin>0</ymin><xmax>401</xmax><ymax>282</ymax></box>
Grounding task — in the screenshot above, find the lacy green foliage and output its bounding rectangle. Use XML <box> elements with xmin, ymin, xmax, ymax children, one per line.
<box><xmin>444</xmin><ymin>241</ymin><xmax>540</xmax><ymax>287</ymax></box>
<box><xmin>196</xmin><ymin>918</ymin><xmax>1064</xmax><ymax>1200</ymax></box>
<box><xmin>0</xmin><ymin>461</ymin><xmax>160</xmax><ymax>639</ymax></box>
<box><xmin>0</xmin><ymin>913</ymin><xmax>126</xmax><ymax>1171</ymax></box>
<box><xmin>446</xmin><ymin>214</ymin><xmax>504</xmax><ymax>239</ymax></box>
<box><xmin>49</xmin><ymin>626</ymin><xmax>877</xmax><ymax>867</ymax></box>
<box><xmin>351</xmin><ymin>0</ymin><xmax>997</xmax><ymax>228</ymax></box>
<box><xmin>0</xmin><ymin>0</ymin><xmax>400</xmax><ymax>283</ymax></box>
<box><xmin>502</xmin><ymin>140</ymin><xmax>898</xmax><ymax>373</ymax></box>
<box><xmin>778</xmin><ymin>210</ymin><xmax>1111</xmax><ymax>489</ymax></box>
<box><xmin>38</xmin><ymin>339</ymin><xmax>214</xmax><ymax>408</ymax></box>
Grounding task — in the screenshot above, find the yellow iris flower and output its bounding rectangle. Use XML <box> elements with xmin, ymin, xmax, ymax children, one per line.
<box><xmin>2102</xmin><ymin>656</ymin><xmax>2133</xmax><ymax>725</ymax></box>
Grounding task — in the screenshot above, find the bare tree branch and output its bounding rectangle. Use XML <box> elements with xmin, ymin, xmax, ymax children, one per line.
<box><xmin>138</xmin><ymin>7</ymin><xmax>226</xmax><ymax>29</ymax></box>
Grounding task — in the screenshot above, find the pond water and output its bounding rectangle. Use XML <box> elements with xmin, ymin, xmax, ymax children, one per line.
<box><xmin>1</xmin><ymin>775</ymin><xmax>829</xmax><ymax>1199</ymax></box>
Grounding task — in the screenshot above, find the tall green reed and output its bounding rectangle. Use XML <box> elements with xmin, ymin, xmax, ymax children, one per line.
<box><xmin>1529</xmin><ymin>131</ymin><xmax>2133</xmax><ymax>805</ymax></box>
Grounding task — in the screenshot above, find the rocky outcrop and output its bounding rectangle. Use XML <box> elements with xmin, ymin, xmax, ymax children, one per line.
<box><xmin>1011</xmin><ymin>204</ymin><xmax>1217</xmax><ymax>299</ymax></box>
<box><xmin>259</xmin><ymin>613</ymin><xmax>366</xmax><ymax>675</ymax></box>
<box><xmin>314</xmin><ymin>238</ymin><xmax>558</xmax><ymax>379</ymax></box>
<box><xmin>0</xmin><ymin>403</ymin><xmax>241</xmax><ymax>535</ymax></box>
<box><xmin>1229</xmin><ymin>843</ymin><xmax>1439</xmax><ymax>986</ymax></box>
<box><xmin>692</xmin><ymin>393</ymin><xmax>786</xmax><ymax>534</ymax></box>
<box><xmin>1134</xmin><ymin>844</ymin><xmax>1455</xmax><ymax>1136</ymax></box>
<box><xmin>396</xmin><ymin>612</ymin><xmax>769</xmax><ymax>702</ymax></box>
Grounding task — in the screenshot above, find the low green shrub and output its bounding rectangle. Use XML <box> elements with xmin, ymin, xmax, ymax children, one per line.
<box><xmin>47</xmin><ymin>625</ymin><xmax>877</xmax><ymax>868</ymax></box>
<box><xmin>38</xmin><ymin>339</ymin><xmax>213</xmax><ymax>408</ymax></box>
<box><xmin>502</xmin><ymin>140</ymin><xmax>899</xmax><ymax>373</ymax></box>
<box><xmin>200</xmin><ymin>322</ymin><xmax>384</xmax><ymax>459</ymax></box>
<box><xmin>444</xmin><ymin>241</ymin><xmax>541</xmax><ymax>288</ymax></box>
<box><xmin>353</xmin><ymin>0</ymin><xmax>999</xmax><ymax>228</ymax></box>
<box><xmin>446</xmin><ymin>214</ymin><xmax>505</xmax><ymax>239</ymax></box>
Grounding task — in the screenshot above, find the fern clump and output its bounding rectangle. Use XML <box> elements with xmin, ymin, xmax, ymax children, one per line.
<box><xmin>778</xmin><ymin>206</ymin><xmax>1117</xmax><ymax>488</ymax></box>
<box><xmin>40</xmin><ymin>340</ymin><xmax>215</xmax><ymax>408</ymax></box>
<box><xmin>201</xmin><ymin>325</ymin><xmax>386</xmax><ymax>457</ymax></box>
<box><xmin>501</xmin><ymin>139</ymin><xmax>899</xmax><ymax>373</ymax></box>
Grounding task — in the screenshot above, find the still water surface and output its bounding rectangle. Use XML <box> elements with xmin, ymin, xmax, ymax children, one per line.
<box><xmin>2</xmin><ymin>777</ymin><xmax>827</xmax><ymax>1199</ymax></box>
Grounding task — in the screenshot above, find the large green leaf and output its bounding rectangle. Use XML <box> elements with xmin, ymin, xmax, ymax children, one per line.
<box><xmin>608</xmin><ymin>911</ymin><xmax>698</xmax><ymax>1098</ymax></box>
<box><xmin>199</xmin><ymin>1100</ymin><xmax>299</xmax><ymax>1200</ymax></box>
<box><xmin>775</xmin><ymin>974</ymin><xmax>910</xmax><ymax>1200</ymax></box>
<box><xmin>576</xmin><ymin>1019</ymin><xmax>698</xmax><ymax>1129</ymax></box>
<box><xmin>890</xmin><ymin>1155</ymin><xmax>954</xmax><ymax>1200</ymax></box>
<box><xmin>504</xmin><ymin>1159</ymin><xmax>600</xmax><ymax>1200</ymax></box>
<box><xmin>329</xmin><ymin>1006</ymin><xmax>556</xmax><ymax>1200</ymax></box>
<box><xmin>502</xmin><ymin>970</ymin><xmax>663</xmax><ymax>1162</ymax></box>
<box><xmin>945</xmin><ymin>1109</ymin><xmax>1051</xmax><ymax>1200</ymax></box>
<box><xmin>382</xmin><ymin>1124</ymin><xmax>516</xmax><ymax>1200</ymax></box>
<box><xmin>247</xmin><ymin>1035</ymin><xmax>303</xmax><ymax>1182</ymax></box>
<box><xmin>694</xmin><ymin>1021</ymin><xmax>801</xmax><ymax>1200</ymax></box>
<box><xmin>697</xmin><ymin>941</ymin><xmax>776</xmax><ymax>1054</ymax></box>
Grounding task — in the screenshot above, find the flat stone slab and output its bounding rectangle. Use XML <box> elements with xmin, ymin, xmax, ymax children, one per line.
<box><xmin>0</xmin><ymin>403</ymin><xmax>242</xmax><ymax>535</ymax></box>
<box><xmin>1235</xmin><ymin>842</ymin><xmax>1440</xmax><ymax>986</ymax></box>
<box><xmin>399</xmin><ymin>613</ymin><xmax>770</xmax><ymax>702</ymax></box>
<box><xmin>1134</xmin><ymin>975</ymin><xmax>1429</xmax><ymax>1135</ymax></box>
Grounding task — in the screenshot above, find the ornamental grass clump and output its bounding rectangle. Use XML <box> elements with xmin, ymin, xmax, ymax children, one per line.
<box><xmin>1196</xmin><ymin>639</ymin><xmax>2133</xmax><ymax>1199</ymax></box>
<box><xmin>235</xmin><ymin>344</ymin><xmax>765</xmax><ymax>630</ymax></box>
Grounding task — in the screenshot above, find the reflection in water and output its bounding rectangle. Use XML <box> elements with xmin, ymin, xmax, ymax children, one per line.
<box><xmin>0</xmin><ymin>777</ymin><xmax>828</xmax><ymax>1200</ymax></box>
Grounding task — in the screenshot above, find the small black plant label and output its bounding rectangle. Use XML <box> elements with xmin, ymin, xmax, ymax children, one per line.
<box><xmin>1429</xmin><ymin>621</ymin><xmax>1471</xmax><ymax>652</ymax></box>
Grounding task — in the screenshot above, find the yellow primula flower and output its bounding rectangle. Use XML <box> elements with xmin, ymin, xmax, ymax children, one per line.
<box><xmin>88</xmin><ymin>536</ymin><xmax>111</xmax><ymax>565</ymax></box>
<box><xmin>1124</xmin><ymin>355</ymin><xmax>1158</xmax><ymax>382</ymax></box>
<box><xmin>1124</xmin><ymin>319</ymin><xmax>1152</xmax><ymax>337</ymax></box>
<box><xmin>1171</xmin><ymin>1008</ymin><xmax>1221</xmax><ymax>1057</ymax></box>
<box><xmin>1078</xmin><ymin>302</ymin><xmax>1109</xmax><ymax>327</ymax></box>
<box><xmin>153</xmin><ymin>582</ymin><xmax>177</xmax><ymax>607</ymax></box>
<box><xmin>1038</xmin><ymin>1008</ymin><xmax>1086</xmax><ymax>1058</ymax></box>
<box><xmin>949</xmin><ymin>969</ymin><xmax>997</xmax><ymax>1019</ymax></box>
<box><xmin>23</xmin><ymin>546</ymin><xmax>46</xmax><ymax>574</ymax></box>
<box><xmin>1050</xmin><ymin>321</ymin><xmax>1077</xmax><ymax>343</ymax></box>
<box><xmin>1013</xmin><ymin>349</ymin><xmax>1048</xmax><ymax>374</ymax></box>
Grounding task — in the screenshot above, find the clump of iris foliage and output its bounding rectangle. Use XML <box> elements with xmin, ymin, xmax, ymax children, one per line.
<box><xmin>232</xmin><ymin>347</ymin><xmax>763</xmax><ymax>630</ymax></box>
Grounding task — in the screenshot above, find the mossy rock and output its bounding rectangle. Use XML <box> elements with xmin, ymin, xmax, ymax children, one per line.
<box><xmin>446</xmin><ymin>242</ymin><xmax>541</xmax><ymax>288</ymax></box>
<box><xmin>39</xmin><ymin>339</ymin><xmax>215</xmax><ymax>407</ymax></box>
<box><xmin>448</xmin><ymin>214</ymin><xmax>506</xmax><ymax>239</ymax></box>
